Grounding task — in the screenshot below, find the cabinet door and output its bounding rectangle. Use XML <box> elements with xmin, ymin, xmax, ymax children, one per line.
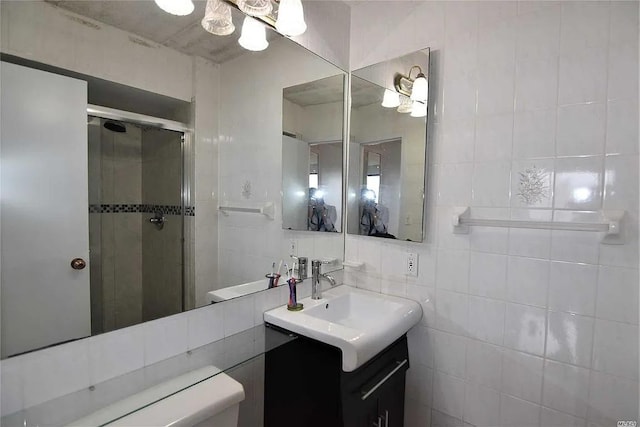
<box><xmin>377</xmin><ymin>374</ymin><xmax>406</xmax><ymax>427</ymax></box>
<box><xmin>360</xmin><ymin>396</ymin><xmax>382</xmax><ymax>427</ymax></box>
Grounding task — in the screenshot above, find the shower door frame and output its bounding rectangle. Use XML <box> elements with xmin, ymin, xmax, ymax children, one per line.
<box><xmin>87</xmin><ymin>104</ymin><xmax>192</xmax><ymax>314</ymax></box>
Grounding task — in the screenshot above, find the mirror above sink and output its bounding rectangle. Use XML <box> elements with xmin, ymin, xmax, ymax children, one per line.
<box><xmin>281</xmin><ymin>74</ymin><xmax>345</xmax><ymax>233</ymax></box>
<box><xmin>0</xmin><ymin>0</ymin><xmax>347</xmax><ymax>359</ymax></box>
<box><xmin>348</xmin><ymin>49</ymin><xmax>430</xmax><ymax>242</ymax></box>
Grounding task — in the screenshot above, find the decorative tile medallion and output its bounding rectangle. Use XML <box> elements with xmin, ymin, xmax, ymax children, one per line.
<box><xmin>517</xmin><ymin>165</ymin><xmax>549</xmax><ymax>205</ymax></box>
<box><xmin>242</xmin><ymin>180</ymin><xmax>252</xmax><ymax>199</ymax></box>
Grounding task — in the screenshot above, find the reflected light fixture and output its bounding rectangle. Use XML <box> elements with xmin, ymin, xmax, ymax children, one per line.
<box><xmin>238</xmin><ymin>0</ymin><xmax>273</xmax><ymax>17</ymax></box>
<box><xmin>239</xmin><ymin>16</ymin><xmax>269</xmax><ymax>51</ymax></box>
<box><xmin>201</xmin><ymin>0</ymin><xmax>235</xmax><ymax>35</ymax></box>
<box><xmin>154</xmin><ymin>0</ymin><xmax>195</xmax><ymax>16</ymax></box>
<box><xmin>397</xmin><ymin>95</ymin><xmax>412</xmax><ymax>114</ymax></box>
<box><xmin>275</xmin><ymin>0</ymin><xmax>307</xmax><ymax>36</ymax></box>
<box><xmin>381</xmin><ymin>89</ymin><xmax>401</xmax><ymax>108</ymax></box>
<box><xmin>410</xmin><ymin>101</ymin><xmax>427</xmax><ymax>118</ymax></box>
<box><xmin>410</xmin><ymin>73</ymin><xmax>428</xmax><ymax>103</ymax></box>
<box><xmin>394</xmin><ymin>65</ymin><xmax>428</xmax><ymax>103</ymax></box>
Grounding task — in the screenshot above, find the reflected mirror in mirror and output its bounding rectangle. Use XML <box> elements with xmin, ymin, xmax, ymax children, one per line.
<box><xmin>0</xmin><ymin>0</ymin><xmax>346</xmax><ymax>359</ymax></box>
<box><xmin>282</xmin><ymin>75</ymin><xmax>345</xmax><ymax>232</ymax></box>
<box><xmin>347</xmin><ymin>49</ymin><xmax>430</xmax><ymax>242</ymax></box>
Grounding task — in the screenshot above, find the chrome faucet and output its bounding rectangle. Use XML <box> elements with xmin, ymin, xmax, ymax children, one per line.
<box><xmin>311</xmin><ymin>259</ymin><xmax>336</xmax><ymax>300</ymax></box>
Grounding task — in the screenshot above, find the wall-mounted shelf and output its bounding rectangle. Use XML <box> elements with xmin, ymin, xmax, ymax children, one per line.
<box><xmin>219</xmin><ymin>202</ymin><xmax>275</xmax><ymax>220</ymax></box>
<box><xmin>452</xmin><ymin>207</ymin><xmax>626</xmax><ymax>245</ymax></box>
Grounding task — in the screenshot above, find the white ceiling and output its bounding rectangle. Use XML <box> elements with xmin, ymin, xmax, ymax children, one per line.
<box><xmin>45</xmin><ymin>0</ymin><xmax>277</xmax><ymax>64</ymax></box>
<box><xmin>47</xmin><ymin>0</ymin><xmax>358</xmax><ymax>106</ymax></box>
<box><xmin>283</xmin><ymin>75</ymin><xmax>344</xmax><ymax>107</ymax></box>
<box><xmin>284</xmin><ymin>75</ymin><xmax>382</xmax><ymax>108</ymax></box>
<box><xmin>350</xmin><ymin>77</ymin><xmax>384</xmax><ymax>108</ymax></box>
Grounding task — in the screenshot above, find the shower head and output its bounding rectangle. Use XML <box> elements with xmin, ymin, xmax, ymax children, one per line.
<box><xmin>103</xmin><ymin>120</ymin><xmax>126</xmax><ymax>133</ymax></box>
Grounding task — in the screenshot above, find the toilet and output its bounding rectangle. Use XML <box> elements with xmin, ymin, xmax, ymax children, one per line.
<box><xmin>68</xmin><ymin>365</ymin><xmax>245</xmax><ymax>427</ymax></box>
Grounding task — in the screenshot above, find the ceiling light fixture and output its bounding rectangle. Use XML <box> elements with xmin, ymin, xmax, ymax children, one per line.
<box><xmin>201</xmin><ymin>0</ymin><xmax>235</xmax><ymax>35</ymax></box>
<box><xmin>239</xmin><ymin>16</ymin><xmax>269</xmax><ymax>51</ymax></box>
<box><xmin>154</xmin><ymin>0</ymin><xmax>195</xmax><ymax>16</ymax></box>
<box><xmin>381</xmin><ymin>89</ymin><xmax>401</xmax><ymax>108</ymax></box>
<box><xmin>275</xmin><ymin>0</ymin><xmax>307</xmax><ymax>37</ymax></box>
<box><xmin>238</xmin><ymin>0</ymin><xmax>273</xmax><ymax>17</ymax></box>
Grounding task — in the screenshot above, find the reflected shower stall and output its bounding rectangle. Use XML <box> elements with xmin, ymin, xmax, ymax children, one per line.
<box><xmin>88</xmin><ymin>117</ymin><xmax>185</xmax><ymax>334</ymax></box>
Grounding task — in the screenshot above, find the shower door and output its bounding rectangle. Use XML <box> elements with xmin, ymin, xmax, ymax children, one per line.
<box><xmin>88</xmin><ymin>119</ymin><xmax>185</xmax><ymax>334</ymax></box>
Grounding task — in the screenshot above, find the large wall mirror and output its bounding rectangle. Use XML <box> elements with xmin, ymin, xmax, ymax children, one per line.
<box><xmin>347</xmin><ymin>49</ymin><xmax>430</xmax><ymax>242</ymax></box>
<box><xmin>282</xmin><ymin>75</ymin><xmax>345</xmax><ymax>232</ymax></box>
<box><xmin>0</xmin><ymin>0</ymin><xmax>345</xmax><ymax>359</ymax></box>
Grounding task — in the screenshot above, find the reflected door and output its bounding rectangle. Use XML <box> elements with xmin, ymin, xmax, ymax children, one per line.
<box><xmin>282</xmin><ymin>135</ymin><xmax>310</xmax><ymax>230</ymax></box>
<box><xmin>1</xmin><ymin>62</ymin><xmax>90</xmax><ymax>357</ymax></box>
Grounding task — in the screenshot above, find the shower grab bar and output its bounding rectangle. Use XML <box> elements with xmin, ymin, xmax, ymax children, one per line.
<box><xmin>452</xmin><ymin>207</ymin><xmax>626</xmax><ymax>245</ymax></box>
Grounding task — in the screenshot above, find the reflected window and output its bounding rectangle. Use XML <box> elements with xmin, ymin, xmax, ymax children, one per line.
<box><xmin>309</xmin><ymin>173</ymin><xmax>318</xmax><ymax>189</ymax></box>
<box><xmin>309</xmin><ymin>151</ymin><xmax>319</xmax><ymax>189</ymax></box>
<box><xmin>366</xmin><ymin>175</ymin><xmax>379</xmax><ymax>203</ymax></box>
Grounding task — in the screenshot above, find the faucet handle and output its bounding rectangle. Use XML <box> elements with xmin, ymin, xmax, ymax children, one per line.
<box><xmin>312</xmin><ymin>258</ymin><xmax>334</xmax><ymax>265</ymax></box>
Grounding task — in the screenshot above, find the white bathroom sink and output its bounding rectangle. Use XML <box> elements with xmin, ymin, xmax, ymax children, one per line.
<box><xmin>264</xmin><ymin>285</ymin><xmax>422</xmax><ymax>372</ymax></box>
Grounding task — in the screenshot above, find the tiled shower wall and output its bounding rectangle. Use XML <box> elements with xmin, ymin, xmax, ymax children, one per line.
<box><xmin>346</xmin><ymin>2</ymin><xmax>639</xmax><ymax>426</ymax></box>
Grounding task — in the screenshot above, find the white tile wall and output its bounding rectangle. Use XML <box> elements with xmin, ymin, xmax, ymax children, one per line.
<box><xmin>348</xmin><ymin>1</ymin><xmax>639</xmax><ymax>426</ymax></box>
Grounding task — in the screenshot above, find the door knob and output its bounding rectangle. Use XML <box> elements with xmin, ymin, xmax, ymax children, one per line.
<box><xmin>70</xmin><ymin>258</ymin><xmax>86</xmax><ymax>270</ymax></box>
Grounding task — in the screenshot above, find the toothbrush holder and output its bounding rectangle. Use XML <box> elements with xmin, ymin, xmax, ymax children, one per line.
<box><xmin>266</xmin><ymin>273</ymin><xmax>281</xmax><ymax>289</ymax></box>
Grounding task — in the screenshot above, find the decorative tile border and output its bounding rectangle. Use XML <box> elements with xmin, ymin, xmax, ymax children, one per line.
<box><xmin>89</xmin><ymin>204</ymin><xmax>195</xmax><ymax>216</ymax></box>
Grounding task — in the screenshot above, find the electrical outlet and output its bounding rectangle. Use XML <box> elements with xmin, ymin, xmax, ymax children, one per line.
<box><xmin>406</xmin><ymin>252</ymin><xmax>418</xmax><ymax>277</ymax></box>
<box><xmin>290</xmin><ymin>239</ymin><xmax>297</xmax><ymax>256</ymax></box>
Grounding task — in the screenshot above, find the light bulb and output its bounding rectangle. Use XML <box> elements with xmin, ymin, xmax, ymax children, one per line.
<box><xmin>410</xmin><ymin>73</ymin><xmax>428</xmax><ymax>102</ymax></box>
<box><xmin>238</xmin><ymin>0</ymin><xmax>272</xmax><ymax>17</ymax></box>
<box><xmin>201</xmin><ymin>0</ymin><xmax>235</xmax><ymax>36</ymax></box>
<box><xmin>381</xmin><ymin>89</ymin><xmax>401</xmax><ymax>108</ymax></box>
<box><xmin>410</xmin><ymin>101</ymin><xmax>427</xmax><ymax>118</ymax></box>
<box><xmin>275</xmin><ymin>0</ymin><xmax>307</xmax><ymax>36</ymax></box>
<box><xmin>239</xmin><ymin>16</ymin><xmax>269</xmax><ymax>51</ymax></box>
<box><xmin>154</xmin><ymin>0</ymin><xmax>194</xmax><ymax>16</ymax></box>
<box><xmin>397</xmin><ymin>95</ymin><xmax>412</xmax><ymax>113</ymax></box>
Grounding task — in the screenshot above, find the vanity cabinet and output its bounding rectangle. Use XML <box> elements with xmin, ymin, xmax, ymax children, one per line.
<box><xmin>265</xmin><ymin>328</ymin><xmax>409</xmax><ymax>427</ymax></box>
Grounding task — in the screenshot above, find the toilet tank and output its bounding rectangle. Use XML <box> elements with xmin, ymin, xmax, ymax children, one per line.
<box><xmin>68</xmin><ymin>366</ymin><xmax>245</xmax><ymax>427</ymax></box>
